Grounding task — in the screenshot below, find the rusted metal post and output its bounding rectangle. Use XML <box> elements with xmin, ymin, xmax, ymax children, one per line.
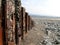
<box><xmin>21</xmin><ymin>7</ymin><xmax>24</xmax><ymax>40</ymax></box>
<box><xmin>0</xmin><ymin>0</ymin><xmax>4</xmax><ymax>45</ymax></box>
<box><xmin>0</xmin><ymin>10</ymin><xmax>3</xmax><ymax>45</ymax></box>
<box><xmin>27</xmin><ymin>15</ymin><xmax>28</xmax><ymax>30</ymax></box>
<box><xmin>29</xmin><ymin>16</ymin><xmax>31</xmax><ymax>30</ymax></box>
<box><xmin>15</xmin><ymin>0</ymin><xmax>21</xmax><ymax>45</ymax></box>
<box><xmin>23</xmin><ymin>8</ymin><xmax>25</xmax><ymax>32</ymax></box>
<box><xmin>2</xmin><ymin>0</ymin><xmax>16</xmax><ymax>45</ymax></box>
<box><xmin>6</xmin><ymin>0</ymin><xmax>16</xmax><ymax>45</ymax></box>
<box><xmin>28</xmin><ymin>16</ymin><xmax>30</xmax><ymax>30</ymax></box>
<box><xmin>30</xmin><ymin>16</ymin><xmax>33</xmax><ymax>30</ymax></box>
<box><xmin>1</xmin><ymin>0</ymin><xmax>8</xmax><ymax>45</ymax></box>
<box><xmin>21</xmin><ymin>7</ymin><xmax>25</xmax><ymax>39</ymax></box>
<box><xmin>30</xmin><ymin>18</ymin><xmax>33</xmax><ymax>29</ymax></box>
<box><xmin>25</xmin><ymin>12</ymin><xmax>28</xmax><ymax>34</ymax></box>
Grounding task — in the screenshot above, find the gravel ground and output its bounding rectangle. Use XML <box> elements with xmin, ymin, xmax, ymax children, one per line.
<box><xmin>19</xmin><ymin>17</ymin><xmax>60</xmax><ymax>45</ymax></box>
<box><xmin>19</xmin><ymin>18</ymin><xmax>46</xmax><ymax>45</ymax></box>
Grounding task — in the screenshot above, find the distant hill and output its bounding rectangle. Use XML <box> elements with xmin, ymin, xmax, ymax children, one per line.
<box><xmin>30</xmin><ymin>14</ymin><xmax>60</xmax><ymax>18</ymax></box>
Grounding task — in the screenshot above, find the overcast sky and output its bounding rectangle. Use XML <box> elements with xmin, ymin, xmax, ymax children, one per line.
<box><xmin>21</xmin><ymin>0</ymin><xmax>60</xmax><ymax>17</ymax></box>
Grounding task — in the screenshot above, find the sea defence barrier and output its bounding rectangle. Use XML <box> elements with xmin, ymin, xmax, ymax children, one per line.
<box><xmin>0</xmin><ymin>0</ymin><xmax>34</xmax><ymax>45</ymax></box>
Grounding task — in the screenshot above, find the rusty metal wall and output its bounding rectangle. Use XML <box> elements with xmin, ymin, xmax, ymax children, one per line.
<box><xmin>1</xmin><ymin>0</ymin><xmax>19</xmax><ymax>45</ymax></box>
<box><xmin>1</xmin><ymin>0</ymin><xmax>34</xmax><ymax>45</ymax></box>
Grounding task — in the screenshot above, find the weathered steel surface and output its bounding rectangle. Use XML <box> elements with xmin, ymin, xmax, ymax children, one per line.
<box><xmin>27</xmin><ymin>15</ymin><xmax>28</xmax><ymax>30</ymax></box>
<box><xmin>29</xmin><ymin>17</ymin><xmax>31</xmax><ymax>30</ymax></box>
<box><xmin>1</xmin><ymin>0</ymin><xmax>16</xmax><ymax>45</ymax></box>
<box><xmin>6</xmin><ymin>0</ymin><xmax>15</xmax><ymax>45</ymax></box>
<box><xmin>0</xmin><ymin>0</ymin><xmax>34</xmax><ymax>45</ymax></box>
<box><xmin>30</xmin><ymin>19</ymin><xmax>34</xmax><ymax>29</ymax></box>
<box><xmin>23</xmin><ymin>7</ymin><xmax>25</xmax><ymax>31</ymax></box>
<box><xmin>25</xmin><ymin>12</ymin><xmax>28</xmax><ymax>33</ymax></box>
<box><xmin>1</xmin><ymin>0</ymin><xmax>7</xmax><ymax>45</ymax></box>
<box><xmin>0</xmin><ymin>27</ymin><xmax>3</xmax><ymax>45</ymax></box>
<box><xmin>21</xmin><ymin>7</ymin><xmax>24</xmax><ymax>40</ymax></box>
<box><xmin>6</xmin><ymin>0</ymin><xmax>15</xmax><ymax>40</ymax></box>
<box><xmin>0</xmin><ymin>0</ymin><xmax>2</xmax><ymax>28</ymax></box>
<box><xmin>27</xmin><ymin>15</ymin><xmax>30</xmax><ymax>30</ymax></box>
<box><xmin>0</xmin><ymin>1</ymin><xmax>3</xmax><ymax>44</ymax></box>
<box><xmin>15</xmin><ymin>0</ymin><xmax>21</xmax><ymax>45</ymax></box>
<box><xmin>21</xmin><ymin>7</ymin><xmax>25</xmax><ymax>31</ymax></box>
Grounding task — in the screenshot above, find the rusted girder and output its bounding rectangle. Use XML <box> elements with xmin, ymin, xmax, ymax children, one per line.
<box><xmin>1</xmin><ymin>0</ymin><xmax>8</xmax><ymax>45</ymax></box>
<box><xmin>6</xmin><ymin>0</ymin><xmax>16</xmax><ymax>45</ymax></box>
<box><xmin>15</xmin><ymin>0</ymin><xmax>21</xmax><ymax>45</ymax></box>
<box><xmin>25</xmin><ymin>12</ymin><xmax>28</xmax><ymax>34</ymax></box>
<box><xmin>29</xmin><ymin>16</ymin><xmax>31</xmax><ymax>30</ymax></box>
<box><xmin>0</xmin><ymin>0</ymin><xmax>34</xmax><ymax>45</ymax></box>
<box><xmin>27</xmin><ymin>15</ymin><xmax>31</xmax><ymax>30</ymax></box>
<box><xmin>30</xmin><ymin>19</ymin><xmax>34</xmax><ymax>29</ymax></box>
<box><xmin>0</xmin><ymin>0</ymin><xmax>4</xmax><ymax>45</ymax></box>
<box><xmin>21</xmin><ymin>7</ymin><xmax>25</xmax><ymax>40</ymax></box>
<box><xmin>1</xmin><ymin>0</ymin><xmax>19</xmax><ymax>45</ymax></box>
